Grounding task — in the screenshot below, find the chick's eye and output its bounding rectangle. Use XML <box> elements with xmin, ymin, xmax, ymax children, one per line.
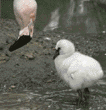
<box><xmin>57</xmin><ymin>47</ymin><xmax>60</xmax><ymax>51</ymax></box>
<box><xmin>56</xmin><ymin>47</ymin><xmax>61</xmax><ymax>54</ymax></box>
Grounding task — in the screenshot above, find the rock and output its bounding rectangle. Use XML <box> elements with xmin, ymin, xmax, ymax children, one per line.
<box><xmin>23</xmin><ymin>53</ymin><xmax>35</xmax><ymax>60</ymax></box>
<box><xmin>0</xmin><ymin>54</ymin><xmax>10</xmax><ymax>64</ymax></box>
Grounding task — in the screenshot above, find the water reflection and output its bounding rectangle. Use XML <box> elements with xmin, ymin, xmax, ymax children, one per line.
<box><xmin>2</xmin><ymin>0</ymin><xmax>106</xmax><ymax>33</ymax></box>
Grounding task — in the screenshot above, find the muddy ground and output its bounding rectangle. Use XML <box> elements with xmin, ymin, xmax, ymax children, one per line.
<box><xmin>0</xmin><ymin>18</ymin><xmax>106</xmax><ymax>109</ymax></box>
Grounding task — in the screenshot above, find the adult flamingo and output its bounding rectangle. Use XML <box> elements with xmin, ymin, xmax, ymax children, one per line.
<box><xmin>9</xmin><ymin>0</ymin><xmax>37</xmax><ymax>52</ymax></box>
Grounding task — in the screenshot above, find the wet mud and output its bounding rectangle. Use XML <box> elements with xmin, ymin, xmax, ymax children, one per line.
<box><xmin>0</xmin><ymin>18</ymin><xmax>106</xmax><ymax>109</ymax></box>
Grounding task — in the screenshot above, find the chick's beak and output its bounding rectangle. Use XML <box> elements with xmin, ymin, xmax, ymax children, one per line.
<box><xmin>53</xmin><ymin>48</ymin><xmax>60</xmax><ymax>60</ymax></box>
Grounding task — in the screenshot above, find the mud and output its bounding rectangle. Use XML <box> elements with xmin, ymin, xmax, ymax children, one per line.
<box><xmin>0</xmin><ymin>18</ymin><xmax>106</xmax><ymax>109</ymax></box>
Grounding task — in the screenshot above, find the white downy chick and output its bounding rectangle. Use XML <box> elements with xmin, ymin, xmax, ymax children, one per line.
<box><xmin>53</xmin><ymin>39</ymin><xmax>104</xmax><ymax>104</ymax></box>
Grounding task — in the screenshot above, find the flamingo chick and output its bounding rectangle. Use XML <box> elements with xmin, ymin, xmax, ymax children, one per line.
<box><xmin>53</xmin><ymin>39</ymin><xmax>104</xmax><ymax>105</ymax></box>
<box><xmin>9</xmin><ymin>0</ymin><xmax>37</xmax><ymax>52</ymax></box>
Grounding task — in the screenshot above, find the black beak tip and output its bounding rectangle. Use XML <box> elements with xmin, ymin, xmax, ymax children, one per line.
<box><xmin>53</xmin><ymin>56</ymin><xmax>55</xmax><ymax>60</ymax></box>
<box><xmin>53</xmin><ymin>48</ymin><xmax>60</xmax><ymax>60</ymax></box>
<box><xmin>9</xmin><ymin>35</ymin><xmax>32</xmax><ymax>52</ymax></box>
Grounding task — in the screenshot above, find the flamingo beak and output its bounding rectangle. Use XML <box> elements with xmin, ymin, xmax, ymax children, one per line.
<box><xmin>9</xmin><ymin>35</ymin><xmax>32</xmax><ymax>52</ymax></box>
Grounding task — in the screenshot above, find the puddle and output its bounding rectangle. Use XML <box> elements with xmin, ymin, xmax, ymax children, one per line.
<box><xmin>0</xmin><ymin>83</ymin><xmax>106</xmax><ymax>110</ymax></box>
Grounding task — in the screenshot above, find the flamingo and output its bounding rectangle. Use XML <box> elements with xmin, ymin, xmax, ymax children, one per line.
<box><xmin>9</xmin><ymin>0</ymin><xmax>37</xmax><ymax>52</ymax></box>
<box><xmin>53</xmin><ymin>39</ymin><xmax>104</xmax><ymax>105</ymax></box>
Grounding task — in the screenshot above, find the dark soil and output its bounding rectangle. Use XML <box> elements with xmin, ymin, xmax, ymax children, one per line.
<box><xmin>0</xmin><ymin>18</ymin><xmax>106</xmax><ymax>109</ymax></box>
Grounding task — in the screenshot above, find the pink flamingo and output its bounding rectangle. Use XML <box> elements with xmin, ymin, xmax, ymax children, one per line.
<box><xmin>9</xmin><ymin>0</ymin><xmax>37</xmax><ymax>52</ymax></box>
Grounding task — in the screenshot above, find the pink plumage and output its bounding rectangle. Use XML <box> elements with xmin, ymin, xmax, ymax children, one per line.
<box><xmin>13</xmin><ymin>0</ymin><xmax>37</xmax><ymax>38</ymax></box>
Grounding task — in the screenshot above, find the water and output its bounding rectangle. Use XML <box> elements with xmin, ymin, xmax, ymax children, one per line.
<box><xmin>1</xmin><ymin>0</ymin><xmax>106</xmax><ymax>33</ymax></box>
<box><xmin>0</xmin><ymin>81</ymin><xmax>106</xmax><ymax>110</ymax></box>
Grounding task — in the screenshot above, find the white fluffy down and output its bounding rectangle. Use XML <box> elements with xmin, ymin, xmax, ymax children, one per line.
<box><xmin>54</xmin><ymin>39</ymin><xmax>104</xmax><ymax>90</ymax></box>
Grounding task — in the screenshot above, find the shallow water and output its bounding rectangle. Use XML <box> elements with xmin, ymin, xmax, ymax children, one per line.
<box><xmin>2</xmin><ymin>0</ymin><xmax>106</xmax><ymax>33</ymax></box>
<box><xmin>0</xmin><ymin>80</ymin><xmax>106</xmax><ymax>110</ymax></box>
